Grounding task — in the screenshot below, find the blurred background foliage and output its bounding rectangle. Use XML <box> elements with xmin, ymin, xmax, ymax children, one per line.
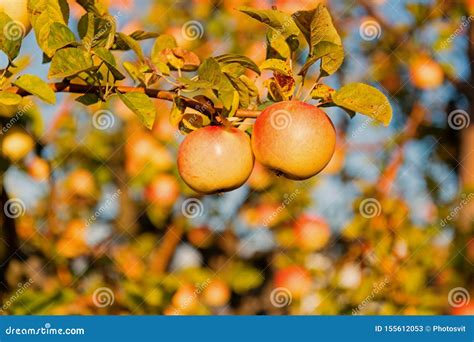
<box><xmin>0</xmin><ymin>0</ymin><xmax>473</xmax><ymax>315</ymax></box>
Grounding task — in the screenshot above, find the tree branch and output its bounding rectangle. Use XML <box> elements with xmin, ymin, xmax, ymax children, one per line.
<box><xmin>5</xmin><ymin>82</ymin><xmax>261</xmax><ymax>119</ymax></box>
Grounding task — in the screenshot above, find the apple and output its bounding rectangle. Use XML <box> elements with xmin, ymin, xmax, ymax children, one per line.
<box><xmin>452</xmin><ymin>303</ymin><xmax>474</xmax><ymax>315</ymax></box>
<box><xmin>171</xmin><ymin>284</ymin><xmax>199</xmax><ymax>313</ymax></box>
<box><xmin>66</xmin><ymin>168</ymin><xmax>96</xmax><ymax>198</ymax></box>
<box><xmin>187</xmin><ymin>226</ymin><xmax>214</xmax><ymax>248</ymax></box>
<box><xmin>321</xmin><ymin>143</ymin><xmax>345</xmax><ymax>175</ymax></box>
<box><xmin>247</xmin><ymin>161</ymin><xmax>273</xmax><ymax>190</ymax></box>
<box><xmin>409</xmin><ymin>57</ymin><xmax>444</xmax><ymax>90</ymax></box>
<box><xmin>27</xmin><ymin>157</ymin><xmax>50</xmax><ymax>181</ymax></box>
<box><xmin>113</xmin><ymin>246</ymin><xmax>145</xmax><ymax>280</ymax></box>
<box><xmin>56</xmin><ymin>220</ymin><xmax>88</xmax><ymax>259</ymax></box>
<box><xmin>202</xmin><ymin>279</ymin><xmax>231</xmax><ymax>307</ymax></box>
<box><xmin>274</xmin><ymin>265</ymin><xmax>312</xmax><ymax>299</ymax></box>
<box><xmin>293</xmin><ymin>215</ymin><xmax>331</xmax><ymax>252</ymax></box>
<box><xmin>0</xmin><ymin>0</ymin><xmax>31</xmax><ymax>37</ymax></box>
<box><xmin>252</xmin><ymin>101</ymin><xmax>336</xmax><ymax>180</ymax></box>
<box><xmin>466</xmin><ymin>0</ymin><xmax>474</xmax><ymax>14</ymax></box>
<box><xmin>145</xmin><ymin>174</ymin><xmax>180</xmax><ymax>207</ymax></box>
<box><xmin>178</xmin><ymin>126</ymin><xmax>254</xmax><ymax>194</ymax></box>
<box><xmin>1</xmin><ymin>129</ymin><xmax>34</xmax><ymax>161</ymax></box>
<box><xmin>125</xmin><ymin>131</ymin><xmax>173</xmax><ymax>175</ymax></box>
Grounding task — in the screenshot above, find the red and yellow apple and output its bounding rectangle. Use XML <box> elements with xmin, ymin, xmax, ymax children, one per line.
<box><xmin>452</xmin><ymin>303</ymin><xmax>474</xmax><ymax>316</ymax></box>
<box><xmin>274</xmin><ymin>265</ymin><xmax>312</xmax><ymax>299</ymax></box>
<box><xmin>187</xmin><ymin>226</ymin><xmax>214</xmax><ymax>248</ymax></box>
<box><xmin>145</xmin><ymin>174</ymin><xmax>180</xmax><ymax>207</ymax></box>
<box><xmin>178</xmin><ymin>126</ymin><xmax>254</xmax><ymax>193</ymax></box>
<box><xmin>247</xmin><ymin>161</ymin><xmax>273</xmax><ymax>190</ymax></box>
<box><xmin>322</xmin><ymin>143</ymin><xmax>345</xmax><ymax>175</ymax></box>
<box><xmin>1</xmin><ymin>129</ymin><xmax>34</xmax><ymax>161</ymax></box>
<box><xmin>171</xmin><ymin>284</ymin><xmax>199</xmax><ymax>313</ymax></box>
<box><xmin>28</xmin><ymin>157</ymin><xmax>50</xmax><ymax>181</ymax></box>
<box><xmin>252</xmin><ymin>101</ymin><xmax>336</xmax><ymax>180</ymax></box>
<box><xmin>409</xmin><ymin>57</ymin><xmax>444</xmax><ymax>90</ymax></box>
<box><xmin>56</xmin><ymin>220</ymin><xmax>88</xmax><ymax>259</ymax></box>
<box><xmin>202</xmin><ymin>279</ymin><xmax>231</xmax><ymax>307</ymax></box>
<box><xmin>66</xmin><ymin>168</ymin><xmax>96</xmax><ymax>198</ymax></box>
<box><xmin>293</xmin><ymin>215</ymin><xmax>331</xmax><ymax>252</ymax></box>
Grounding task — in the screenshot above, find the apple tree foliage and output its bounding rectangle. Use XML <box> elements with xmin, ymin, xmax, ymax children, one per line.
<box><xmin>0</xmin><ymin>0</ymin><xmax>471</xmax><ymax>315</ymax></box>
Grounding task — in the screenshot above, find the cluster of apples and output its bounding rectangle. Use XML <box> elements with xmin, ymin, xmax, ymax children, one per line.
<box><xmin>178</xmin><ymin>101</ymin><xmax>337</xmax><ymax>194</ymax></box>
<box><xmin>164</xmin><ymin>279</ymin><xmax>231</xmax><ymax>314</ymax></box>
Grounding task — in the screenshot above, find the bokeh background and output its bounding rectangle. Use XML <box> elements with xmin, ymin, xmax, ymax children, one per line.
<box><xmin>0</xmin><ymin>0</ymin><xmax>473</xmax><ymax>315</ymax></box>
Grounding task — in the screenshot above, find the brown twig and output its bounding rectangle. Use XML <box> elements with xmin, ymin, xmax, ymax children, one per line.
<box><xmin>150</xmin><ymin>224</ymin><xmax>184</xmax><ymax>275</ymax></box>
<box><xmin>5</xmin><ymin>82</ymin><xmax>261</xmax><ymax>119</ymax></box>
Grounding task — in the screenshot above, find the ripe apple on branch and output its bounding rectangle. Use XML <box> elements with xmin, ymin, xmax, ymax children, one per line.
<box><xmin>1</xmin><ymin>1</ymin><xmax>392</xmax><ymax>194</ymax></box>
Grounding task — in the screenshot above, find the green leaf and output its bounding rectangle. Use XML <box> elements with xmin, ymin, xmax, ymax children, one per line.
<box><xmin>129</xmin><ymin>30</ymin><xmax>159</xmax><ymax>41</ymax></box>
<box><xmin>0</xmin><ymin>13</ymin><xmax>23</xmax><ymax>60</ymax></box>
<box><xmin>198</xmin><ymin>58</ymin><xmax>235</xmax><ymax>111</ymax></box>
<box><xmin>239</xmin><ymin>7</ymin><xmax>300</xmax><ymax>39</ymax></box>
<box><xmin>294</xmin><ymin>5</ymin><xmax>344</xmax><ymax>77</ymax></box>
<box><xmin>117</xmin><ymin>92</ymin><xmax>156</xmax><ymax>129</ymax></box>
<box><xmin>266</xmin><ymin>31</ymin><xmax>290</xmax><ymax>60</ymax></box>
<box><xmin>178</xmin><ymin>78</ymin><xmax>214</xmax><ymax>90</ymax></box>
<box><xmin>0</xmin><ymin>92</ymin><xmax>22</xmax><ymax>106</ymax></box>
<box><xmin>48</xmin><ymin>48</ymin><xmax>95</xmax><ymax>79</ymax></box>
<box><xmin>30</xmin><ymin>0</ymin><xmax>70</xmax><ymax>56</ymax></box>
<box><xmin>93</xmin><ymin>47</ymin><xmax>125</xmax><ymax>80</ymax></box>
<box><xmin>122</xmin><ymin>61</ymin><xmax>143</xmax><ymax>84</ymax></box>
<box><xmin>13</xmin><ymin>75</ymin><xmax>56</xmax><ymax>105</ymax></box>
<box><xmin>115</xmin><ymin>33</ymin><xmax>144</xmax><ymax>61</ymax></box>
<box><xmin>214</xmin><ymin>54</ymin><xmax>260</xmax><ymax>75</ymax></box>
<box><xmin>299</xmin><ymin>42</ymin><xmax>344</xmax><ymax>77</ymax></box>
<box><xmin>40</xmin><ymin>22</ymin><xmax>76</xmax><ymax>57</ymax></box>
<box><xmin>81</xmin><ymin>12</ymin><xmax>95</xmax><ymax>50</ymax></box>
<box><xmin>75</xmin><ymin>93</ymin><xmax>100</xmax><ymax>106</ymax></box>
<box><xmin>260</xmin><ymin>59</ymin><xmax>291</xmax><ymax>76</ymax></box>
<box><xmin>332</xmin><ymin>83</ymin><xmax>392</xmax><ymax>126</ymax></box>
<box><xmin>294</xmin><ymin>5</ymin><xmax>341</xmax><ymax>55</ymax></box>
